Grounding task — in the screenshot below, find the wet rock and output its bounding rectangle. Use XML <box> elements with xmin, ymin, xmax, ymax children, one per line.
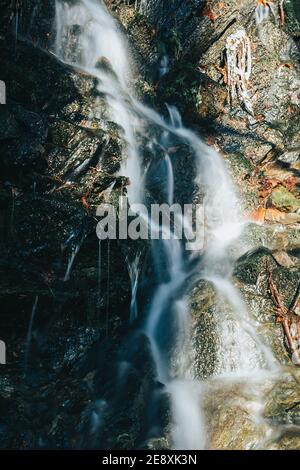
<box><xmin>0</xmin><ymin>107</ymin><xmax>21</xmax><ymax>139</ymax></box>
<box><xmin>264</xmin><ymin>371</ymin><xmax>300</xmax><ymax>423</ymax></box>
<box><xmin>235</xmin><ymin>248</ymin><xmax>299</xmax><ymax>305</ymax></box>
<box><xmin>272</xmin><ymin>249</ymin><xmax>296</xmax><ymax>268</ymax></box>
<box><xmin>203</xmin><ymin>369</ymin><xmax>300</xmax><ymax>449</ymax></box>
<box><xmin>284</xmin><ymin>0</ymin><xmax>300</xmax><ymax>38</ymax></box>
<box><xmin>0</xmin><ymin>4</ymin><xmax>134</xmax><ymax>450</ymax></box>
<box><xmin>139</xmin><ymin>0</ymin><xmax>249</xmax><ymax>63</ymax></box>
<box><xmin>233</xmin><ymin>246</ymin><xmax>300</xmax><ymax>365</ymax></box>
<box><xmin>204</xmin><ymin>381</ymin><xmax>269</xmax><ymax>450</ymax></box>
<box><xmin>189</xmin><ymin>280</ymin><xmax>219</xmax><ymax>379</ymax></box>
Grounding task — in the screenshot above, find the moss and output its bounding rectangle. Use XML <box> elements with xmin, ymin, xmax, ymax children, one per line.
<box><xmin>234</xmin><ymin>250</ymin><xmax>269</xmax><ymax>285</ymax></box>
<box><xmin>229</xmin><ymin>152</ymin><xmax>253</xmax><ymax>174</ymax></box>
<box><xmin>268</xmin><ymin>186</ymin><xmax>300</xmax><ymax>213</ymax></box>
<box><xmin>156</xmin><ymin>60</ymin><xmax>228</xmax><ymax>126</ymax></box>
<box><xmin>134</xmin><ymin>78</ymin><xmax>156</xmax><ymax>104</ymax></box>
<box><xmin>0</xmin><ymin>186</ymin><xmax>11</xmax><ymax>209</ymax></box>
<box><xmin>266</xmin><ymin>385</ymin><xmax>300</xmax><ymax>418</ymax></box>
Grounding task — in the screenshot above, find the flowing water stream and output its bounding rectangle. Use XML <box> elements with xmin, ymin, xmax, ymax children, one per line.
<box><xmin>54</xmin><ymin>0</ymin><xmax>282</xmax><ymax>449</ymax></box>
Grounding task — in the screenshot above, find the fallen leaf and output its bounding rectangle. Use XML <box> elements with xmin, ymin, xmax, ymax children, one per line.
<box><xmin>202</xmin><ymin>3</ymin><xmax>217</xmax><ymax>22</ymax></box>
<box><xmin>259</xmin><ymin>177</ymin><xmax>279</xmax><ymax>201</ymax></box>
<box><xmin>81</xmin><ymin>196</ymin><xmax>90</xmax><ymax>210</ymax></box>
<box><xmin>248</xmin><ymin>206</ymin><xmax>300</xmax><ymax>225</ymax></box>
<box><xmin>248</xmin><ymin>207</ymin><xmax>266</xmax><ymax>223</ymax></box>
<box><xmin>283</xmin><ymin>176</ymin><xmax>298</xmax><ymax>192</ymax></box>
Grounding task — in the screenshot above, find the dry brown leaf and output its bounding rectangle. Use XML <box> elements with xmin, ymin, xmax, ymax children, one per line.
<box><xmin>283</xmin><ymin>176</ymin><xmax>298</xmax><ymax>192</ymax></box>
<box><xmin>259</xmin><ymin>178</ymin><xmax>279</xmax><ymax>201</ymax></box>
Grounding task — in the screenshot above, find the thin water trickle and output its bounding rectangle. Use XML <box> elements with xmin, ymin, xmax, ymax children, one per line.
<box><xmin>15</xmin><ymin>11</ymin><xmax>19</xmax><ymax>44</ymax></box>
<box><xmin>89</xmin><ymin>399</ymin><xmax>107</xmax><ymax>435</ymax></box>
<box><xmin>64</xmin><ymin>243</ymin><xmax>80</xmax><ymax>282</ymax></box>
<box><xmin>159</xmin><ymin>55</ymin><xmax>169</xmax><ymax>78</ymax></box>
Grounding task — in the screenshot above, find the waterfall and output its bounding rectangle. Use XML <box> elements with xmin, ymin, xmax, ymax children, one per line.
<box><xmin>54</xmin><ymin>0</ymin><xmax>278</xmax><ymax>449</ymax></box>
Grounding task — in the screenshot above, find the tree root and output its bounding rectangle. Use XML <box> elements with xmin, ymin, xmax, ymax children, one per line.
<box><xmin>267</xmin><ymin>261</ymin><xmax>300</xmax><ymax>366</ymax></box>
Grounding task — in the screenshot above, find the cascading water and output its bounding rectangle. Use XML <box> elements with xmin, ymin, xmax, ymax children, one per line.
<box><xmin>55</xmin><ymin>0</ymin><xmax>143</xmax><ymax>205</ymax></box>
<box><xmin>54</xmin><ymin>0</ymin><xmax>280</xmax><ymax>449</ymax></box>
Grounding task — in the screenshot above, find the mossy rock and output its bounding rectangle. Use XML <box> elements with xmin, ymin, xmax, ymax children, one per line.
<box><xmin>235</xmin><ymin>250</ymin><xmax>299</xmax><ymax>307</ymax></box>
<box><xmin>189</xmin><ymin>281</ymin><xmax>220</xmax><ymax>379</ymax></box>
<box><xmin>264</xmin><ymin>373</ymin><xmax>300</xmax><ymax>423</ymax></box>
<box><xmin>284</xmin><ymin>0</ymin><xmax>300</xmax><ymax>38</ymax></box>
<box><xmin>268</xmin><ymin>186</ymin><xmax>300</xmax><ymax>213</ymax></box>
<box><xmin>234</xmin><ymin>250</ymin><xmax>270</xmax><ymax>286</ymax></box>
<box><xmin>146</xmin><ymin>436</ymin><xmax>170</xmax><ymax>450</ymax></box>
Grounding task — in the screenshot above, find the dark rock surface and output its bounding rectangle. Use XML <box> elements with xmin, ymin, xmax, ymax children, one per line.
<box><xmin>0</xmin><ymin>2</ymin><xmax>160</xmax><ymax>450</ymax></box>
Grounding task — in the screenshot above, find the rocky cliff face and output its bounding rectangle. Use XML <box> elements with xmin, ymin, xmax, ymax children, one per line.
<box><xmin>0</xmin><ymin>0</ymin><xmax>299</xmax><ymax>449</ymax></box>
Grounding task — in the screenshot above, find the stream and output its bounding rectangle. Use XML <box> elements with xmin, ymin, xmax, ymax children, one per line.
<box><xmin>54</xmin><ymin>0</ymin><xmax>284</xmax><ymax>449</ymax></box>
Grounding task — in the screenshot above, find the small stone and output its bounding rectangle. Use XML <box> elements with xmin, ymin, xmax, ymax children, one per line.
<box><xmin>268</xmin><ymin>186</ymin><xmax>300</xmax><ymax>213</ymax></box>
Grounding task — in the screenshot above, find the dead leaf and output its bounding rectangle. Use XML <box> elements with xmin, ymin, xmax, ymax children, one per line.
<box><xmin>215</xmin><ymin>64</ymin><xmax>228</xmax><ymax>84</ymax></box>
<box><xmin>265</xmin><ymin>208</ymin><xmax>300</xmax><ymax>225</ymax></box>
<box><xmin>80</xmin><ymin>196</ymin><xmax>90</xmax><ymax>210</ymax></box>
<box><xmin>249</xmin><ymin>207</ymin><xmax>300</xmax><ymax>225</ymax></box>
<box><xmin>283</xmin><ymin>176</ymin><xmax>298</xmax><ymax>192</ymax></box>
<box><xmin>259</xmin><ymin>177</ymin><xmax>279</xmax><ymax>201</ymax></box>
<box><xmin>248</xmin><ymin>207</ymin><xmax>266</xmax><ymax>223</ymax></box>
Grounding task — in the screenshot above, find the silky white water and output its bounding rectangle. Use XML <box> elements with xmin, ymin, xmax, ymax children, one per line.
<box><xmin>55</xmin><ymin>0</ymin><xmax>279</xmax><ymax>449</ymax></box>
<box><xmin>55</xmin><ymin>0</ymin><xmax>143</xmax><ymax>205</ymax></box>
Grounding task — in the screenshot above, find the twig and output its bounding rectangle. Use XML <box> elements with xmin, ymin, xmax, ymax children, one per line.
<box><xmin>290</xmin><ymin>283</ymin><xmax>300</xmax><ymax>315</ymax></box>
<box><xmin>267</xmin><ymin>261</ymin><xmax>300</xmax><ymax>366</ymax></box>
